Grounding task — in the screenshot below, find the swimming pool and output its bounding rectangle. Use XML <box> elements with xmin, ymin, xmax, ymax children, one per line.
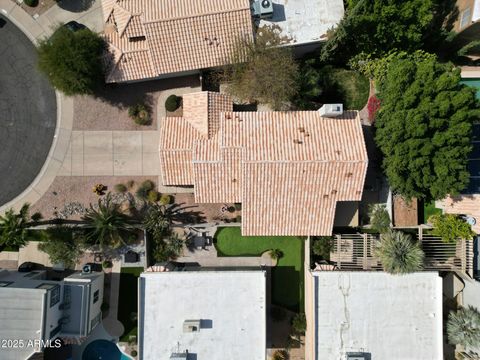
<box><xmin>82</xmin><ymin>339</ymin><xmax>132</xmax><ymax>360</ymax></box>
<box><xmin>461</xmin><ymin>78</ymin><xmax>480</xmax><ymax>99</ymax></box>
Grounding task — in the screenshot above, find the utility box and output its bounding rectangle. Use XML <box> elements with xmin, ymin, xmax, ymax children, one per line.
<box><xmin>318</xmin><ymin>103</ymin><xmax>344</xmax><ymax>117</ymax></box>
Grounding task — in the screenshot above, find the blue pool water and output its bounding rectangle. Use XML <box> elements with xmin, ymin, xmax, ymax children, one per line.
<box><xmin>82</xmin><ymin>340</ymin><xmax>131</xmax><ymax>360</ymax></box>
<box><xmin>461</xmin><ymin>78</ymin><xmax>480</xmax><ymax>99</ymax></box>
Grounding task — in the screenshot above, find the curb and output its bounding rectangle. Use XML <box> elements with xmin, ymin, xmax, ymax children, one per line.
<box><xmin>0</xmin><ymin>3</ymin><xmax>72</xmax><ymax>214</ymax></box>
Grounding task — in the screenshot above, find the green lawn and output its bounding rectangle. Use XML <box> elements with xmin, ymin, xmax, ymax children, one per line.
<box><xmin>424</xmin><ymin>201</ymin><xmax>442</xmax><ymax>223</ymax></box>
<box><xmin>118</xmin><ymin>267</ymin><xmax>143</xmax><ymax>342</ymax></box>
<box><xmin>296</xmin><ymin>64</ymin><xmax>370</xmax><ymax>110</ymax></box>
<box><xmin>215</xmin><ymin>227</ymin><xmax>304</xmax><ymax>311</ymax></box>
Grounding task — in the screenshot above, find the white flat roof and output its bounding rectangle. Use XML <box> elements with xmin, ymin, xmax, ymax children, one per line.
<box><xmin>260</xmin><ymin>0</ymin><xmax>344</xmax><ymax>45</ymax></box>
<box><xmin>139</xmin><ymin>270</ymin><xmax>266</xmax><ymax>360</ymax></box>
<box><xmin>313</xmin><ymin>271</ymin><xmax>443</xmax><ymax>360</ymax></box>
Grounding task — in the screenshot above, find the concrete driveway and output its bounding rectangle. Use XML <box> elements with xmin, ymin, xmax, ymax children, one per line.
<box><xmin>58</xmin><ymin>130</ymin><xmax>160</xmax><ymax>176</ymax></box>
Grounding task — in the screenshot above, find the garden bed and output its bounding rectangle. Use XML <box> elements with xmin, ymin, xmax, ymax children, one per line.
<box><xmin>118</xmin><ymin>267</ymin><xmax>143</xmax><ymax>342</ymax></box>
<box><xmin>215</xmin><ymin>227</ymin><xmax>304</xmax><ymax>311</ymax></box>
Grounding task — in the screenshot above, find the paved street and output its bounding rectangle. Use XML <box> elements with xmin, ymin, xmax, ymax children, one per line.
<box><xmin>0</xmin><ymin>15</ymin><xmax>56</xmax><ymax>206</ymax></box>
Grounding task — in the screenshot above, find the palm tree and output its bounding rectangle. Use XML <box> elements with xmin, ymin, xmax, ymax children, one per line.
<box><xmin>0</xmin><ymin>204</ymin><xmax>31</xmax><ymax>248</ymax></box>
<box><xmin>81</xmin><ymin>193</ymin><xmax>136</xmax><ymax>250</ymax></box>
<box><xmin>142</xmin><ymin>203</ymin><xmax>172</xmax><ymax>239</ymax></box>
<box><xmin>375</xmin><ymin>230</ymin><xmax>424</xmax><ymax>274</ymax></box>
<box><xmin>447</xmin><ymin>306</ymin><xmax>480</xmax><ymax>348</ymax></box>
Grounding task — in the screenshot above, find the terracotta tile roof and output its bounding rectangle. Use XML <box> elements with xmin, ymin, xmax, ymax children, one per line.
<box><xmin>159</xmin><ymin>92</ymin><xmax>368</xmax><ymax>236</ymax></box>
<box><xmin>159</xmin><ymin>92</ymin><xmax>232</xmax><ymax>185</ymax></box>
<box><xmin>101</xmin><ymin>0</ymin><xmax>253</xmax><ymax>82</ymax></box>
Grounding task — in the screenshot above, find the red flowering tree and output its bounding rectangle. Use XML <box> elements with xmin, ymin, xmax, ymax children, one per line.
<box><xmin>367</xmin><ymin>95</ymin><xmax>381</xmax><ymax>122</ymax></box>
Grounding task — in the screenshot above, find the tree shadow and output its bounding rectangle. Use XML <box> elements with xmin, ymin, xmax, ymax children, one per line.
<box><xmin>56</xmin><ymin>0</ymin><xmax>96</xmax><ymax>13</ymax></box>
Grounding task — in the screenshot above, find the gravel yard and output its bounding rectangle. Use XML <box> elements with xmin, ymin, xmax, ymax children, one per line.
<box><xmin>73</xmin><ymin>75</ymin><xmax>200</xmax><ymax>130</ymax></box>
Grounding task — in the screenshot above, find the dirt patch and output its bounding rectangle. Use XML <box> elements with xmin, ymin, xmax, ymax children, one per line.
<box><xmin>393</xmin><ymin>195</ymin><xmax>418</xmax><ymax>227</ymax></box>
<box><xmin>73</xmin><ymin>75</ymin><xmax>200</xmax><ymax>131</ymax></box>
<box><xmin>173</xmin><ymin>193</ymin><xmax>239</xmax><ymax>223</ymax></box>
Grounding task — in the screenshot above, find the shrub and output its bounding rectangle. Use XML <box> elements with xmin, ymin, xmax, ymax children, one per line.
<box><xmin>447</xmin><ymin>306</ymin><xmax>480</xmax><ymax>348</ymax></box>
<box><xmin>291</xmin><ymin>313</ymin><xmax>306</xmax><ymax>334</ymax></box>
<box><xmin>30</xmin><ymin>212</ymin><xmax>43</xmax><ymax>222</ymax></box>
<box><xmin>312</xmin><ymin>236</ymin><xmax>334</xmax><ymax>260</ymax></box>
<box><xmin>429</xmin><ymin>214</ymin><xmax>475</xmax><ymax>243</ymax></box>
<box><xmin>159</xmin><ymin>194</ymin><xmax>173</xmax><ymax>205</ymax></box>
<box><xmin>126</xmin><ymin>180</ymin><xmax>135</xmax><ymax>189</ymax></box>
<box><xmin>37</xmin><ymin>26</ymin><xmax>105</xmax><ymax>95</ymax></box>
<box><xmin>227</xmin><ymin>206</ymin><xmax>236</xmax><ymax>213</ymax></box>
<box><xmin>136</xmin><ymin>180</ymin><xmax>155</xmax><ymax>200</ymax></box>
<box><xmin>375</xmin><ymin>230</ymin><xmax>424</xmax><ymax>274</ymax></box>
<box><xmin>24</xmin><ymin>0</ymin><xmax>38</xmax><ymax>7</ymax></box>
<box><xmin>114</xmin><ymin>183</ymin><xmax>127</xmax><ymax>193</ymax></box>
<box><xmin>102</xmin><ymin>260</ymin><xmax>112</xmax><ymax>269</ymax></box>
<box><xmin>234</xmin><ymin>203</ymin><xmax>242</xmax><ymax>211</ymax></box>
<box><xmin>368</xmin><ymin>204</ymin><xmax>390</xmax><ymax>233</ymax></box>
<box><xmin>131</xmin><ymin>350</ymin><xmax>138</xmax><ymax>357</ymax></box>
<box><xmin>236</xmin><ymin>215</ymin><xmax>242</xmax><ymax>223</ymax></box>
<box><xmin>128</xmin><ymin>103</ymin><xmax>150</xmax><ymax>125</ymax></box>
<box><xmin>147</xmin><ymin>190</ymin><xmax>159</xmax><ymax>203</ymax></box>
<box><xmin>270</xmin><ymin>248</ymin><xmax>283</xmax><ymax>260</ymax></box>
<box><xmin>272</xmin><ymin>350</ymin><xmax>288</xmax><ymax>360</ymax></box>
<box><xmin>367</xmin><ymin>95</ymin><xmax>381</xmax><ymax>122</ymax></box>
<box><xmin>165</xmin><ymin>95</ymin><xmax>181</xmax><ymax>112</ymax></box>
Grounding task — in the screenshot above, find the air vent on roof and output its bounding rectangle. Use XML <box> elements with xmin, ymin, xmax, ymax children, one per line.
<box><xmin>183</xmin><ymin>319</ymin><xmax>201</xmax><ymax>333</ymax></box>
<box><xmin>318</xmin><ymin>103</ymin><xmax>344</xmax><ymax>117</ymax></box>
<box><xmin>251</xmin><ymin>0</ymin><xmax>274</xmax><ymax>19</ymax></box>
<box><xmin>170</xmin><ymin>353</ymin><xmax>188</xmax><ymax>360</ymax></box>
<box><xmin>129</xmin><ymin>35</ymin><xmax>146</xmax><ymax>42</ymax></box>
<box><xmin>346</xmin><ymin>352</ymin><xmax>371</xmax><ymax>360</ymax></box>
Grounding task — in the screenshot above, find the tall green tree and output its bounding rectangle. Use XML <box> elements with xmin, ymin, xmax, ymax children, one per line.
<box><xmin>375</xmin><ymin>56</ymin><xmax>479</xmax><ymax>201</ymax></box>
<box><xmin>82</xmin><ymin>193</ymin><xmax>136</xmax><ymax>250</ymax></box>
<box><xmin>0</xmin><ymin>204</ymin><xmax>31</xmax><ymax>248</ymax></box>
<box><xmin>38</xmin><ymin>226</ymin><xmax>83</xmax><ymax>268</ymax></box>
<box><xmin>375</xmin><ymin>230</ymin><xmax>424</xmax><ymax>274</ymax></box>
<box><xmin>447</xmin><ymin>306</ymin><xmax>480</xmax><ymax>348</ymax></box>
<box><xmin>223</xmin><ymin>25</ymin><xmax>298</xmax><ymax>110</ymax></box>
<box><xmin>321</xmin><ymin>0</ymin><xmax>452</xmax><ymax>64</ymax></box>
<box><xmin>38</xmin><ymin>26</ymin><xmax>105</xmax><ymax>95</ymax></box>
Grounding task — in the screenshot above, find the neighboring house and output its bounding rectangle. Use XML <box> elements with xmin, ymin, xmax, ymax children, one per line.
<box><xmin>100</xmin><ymin>0</ymin><xmax>254</xmax><ymax>83</ymax></box>
<box><xmin>0</xmin><ymin>268</ymin><xmax>104</xmax><ymax>360</ymax></box>
<box><xmin>453</xmin><ymin>0</ymin><xmax>480</xmax><ymax>53</ymax></box>
<box><xmin>138</xmin><ymin>269</ymin><xmax>266</xmax><ymax>360</ymax></box>
<box><xmin>159</xmin><ymin>91</ymin><xmax>368</xmax><ymax>236</ymax></box>
<box><xmin>259</xmin><ymin>0</ymin><xmax>344</xmax><ymax>46</ymax></box>
<box><xmin>100</xmin><ymin>0</ymin><xmax>345</xmax><ymax>83</ymax></box>
<box><xmin>304</xmin><ymin>270</ymin><xmax>443</xmax><ymax>360</ymax></box>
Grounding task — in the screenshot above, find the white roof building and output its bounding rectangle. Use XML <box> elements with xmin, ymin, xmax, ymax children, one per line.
<box><xmin>305</xmin><ymin>271</ymin><xmax>443</xmax><ymax>360</ymax></box>
<box><xmin>259</xmin><ymin>0</ymin><xmax>344</xmax><ymax>45</ymax></box>
<box><xmin>138</xmin><ymin>270</ymin><xmax>266</xmax><ymax>360</ymax></box>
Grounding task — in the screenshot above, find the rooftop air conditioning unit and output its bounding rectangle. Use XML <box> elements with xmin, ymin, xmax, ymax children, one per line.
<box><xmin>252</xmin><ymin>0</ymin><xmax>274</xmax><ymax>19</ymax></box>
<box><xmin>82</xmin><ymin>264</ymin><xmax>92</xmax><ymax>274</ymax></box>
<box><xmin>318</xmin><ymin>103</ymin><xmax>343</xmax><ymax>117</ymax></box>
<box><xmin>183</xmin><ymin>319</ymin><xmax>201</xmax><ymax>333</ymax></box>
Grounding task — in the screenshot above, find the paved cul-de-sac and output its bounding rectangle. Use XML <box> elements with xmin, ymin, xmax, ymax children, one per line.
<box><xmin>0</xmin><ymin>15</ymin><xmax>56</xmax><ymax>206</ymax></box>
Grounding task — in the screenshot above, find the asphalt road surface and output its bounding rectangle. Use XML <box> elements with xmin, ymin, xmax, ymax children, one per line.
<box><xmin>0</xmin><ymin>15</ymin><xmax>57</xmax><ymax>207</ymax></box>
